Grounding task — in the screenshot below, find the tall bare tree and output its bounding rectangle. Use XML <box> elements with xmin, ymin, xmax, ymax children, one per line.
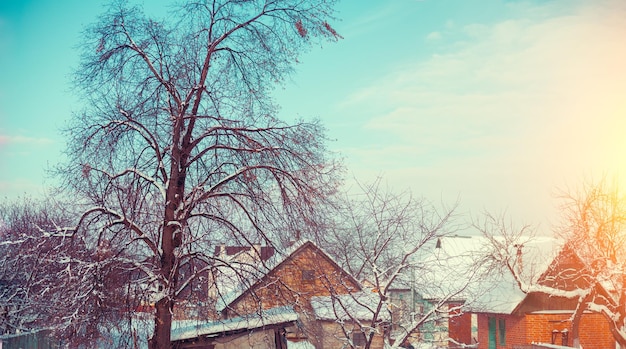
<box><xmin>56</xmin><ymin>0</ymin><xmax>342</xmax><ymax>347</ymax></box>
<box><xmin>476</xmin><ymin>179</ymin><xmax>626</xmax><ymax>348</ymax></box>
<box><xmin>316</xmin><ymin>180</ymin><xmax>472</xmax><ymax>348</ymax></box>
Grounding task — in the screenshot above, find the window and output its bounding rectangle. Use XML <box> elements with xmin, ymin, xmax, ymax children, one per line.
<box><xmin>301</xmin><ymin>269</ymin><xmax>315</xmax><ymax>282</ymax></box>
<box><xmin>498</xmin><ymin>318</ymin><xmax>506</xmax><ymax>346</ymax></box>
<box><xmin>353</xmin><ymin>332</ymin><xmax>367</xmax><ymax>347</ymax></box>
<box><xmin>488</xmin><ymin>317</ymin><xmax>496</xmax><ymax>349</ymax></box>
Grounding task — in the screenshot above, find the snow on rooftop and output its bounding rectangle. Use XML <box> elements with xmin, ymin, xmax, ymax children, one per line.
<box><xmin>310</xmin><ymin>291</ymin><xmax>390</xmax><ymax>321</ymax></box>
<box><xmin>171</xmin><ymin>306</ymin><xmax>298</xmax><ymax>342</ymax></box>
<box><xmin>416</xmin><ymin>235</ymin><xmax>562</xmax><ymax>314</ymax></box>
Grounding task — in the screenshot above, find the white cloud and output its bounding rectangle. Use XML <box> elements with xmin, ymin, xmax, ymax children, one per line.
<box><xmin>337</xmin><ymin>0</ymin><xmax>626</xmax><ymax>226</ymax></box>
<box><xmin>426</xmin><ymin>31</ymin><xmax>441</xmax><ymax>41</ymax></box>
<box><xmin>0</xmin><ymin>134</ymin><xmax>55</xmax><ymax>146</ymax></box>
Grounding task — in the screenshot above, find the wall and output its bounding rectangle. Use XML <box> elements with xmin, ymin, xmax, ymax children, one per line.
<box><xmin>213</xmin><ymin>330</ymin><xmax>275</xmax><ymax>349</ymax></box>
<box><xmin>525</xmin><ymin>312</ymin><xmax>613</xmax><ymax>349</ymax></box>
<box><xmin>476</xmin><ymin>313</ymin><xmax>525</xmax><ymax>349</ymax></box>
<box><xmin>318</xmin><ymin>322</ymin><xmax>385</xmax><ymax>349</ymax></box>
<box><xmin>476</xmin><ymin>312</ymin><xmax>615</xmax><ymax>349</ymax></box>
<box><xmin>448</xmin><ymin>302</ymin><xmax>472</xmax><ymax>347</ymax></box>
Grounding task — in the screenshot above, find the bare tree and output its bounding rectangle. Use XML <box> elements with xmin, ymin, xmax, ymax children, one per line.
<box><xmin>555</xmin><ymin>180</ymin><xmax>626</xmax><ymax>348</ymax></box>
<box><xmin>54</xmin><ymin>0</ymin><xmax>342</xmax><ymax>347</ymax></box>
<box><xmin>0</xmin><ymin>196</ymin><xmax>67</xmax><ymax>336</ymax></box>
<box><xmin>0</xmin><ymin>196</ymin><xmax>150</xmax><ymax>347</ymax></box>
<box><xmin>316</xmin><ymin>179</ymin><xmax>473</xmax><ymax>348</ymax></box>
<box><xmin>476</xmin><ymin>179</ymin><xmax>626</xmax><ymax>348</ymax></box>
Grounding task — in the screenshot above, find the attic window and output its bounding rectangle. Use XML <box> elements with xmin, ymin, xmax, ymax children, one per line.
<box><xmin>302</xmin><ymin>269</ymin><xmax>315</xmax><ymax>281</ymax></box>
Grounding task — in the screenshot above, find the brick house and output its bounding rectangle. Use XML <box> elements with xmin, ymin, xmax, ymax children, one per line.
<box><xmin>176</xmin><ymin>240</ymin><xmax>389</xmax><ymax>348</ymax></box>
<box><xmin>470</xmin><ymin>241</ymin><xmax>615</xmax><ymax>349</ymax></box>
<box><xmin>426</xmin><ymin>236</ymin><xmax>617</xmax><ymax>349</ymax></box>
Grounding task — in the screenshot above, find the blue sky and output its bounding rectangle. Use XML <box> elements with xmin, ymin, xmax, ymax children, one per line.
<box><xmin>1</xmin><ymin>0</ymin><xmax>626</xmax><ymax>231</ymax></box>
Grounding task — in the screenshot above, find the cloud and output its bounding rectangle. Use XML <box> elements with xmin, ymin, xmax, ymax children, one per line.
<box><xmin>425</xmin><ymin>31</ymin><xmax>441</xmax><ymax>41</ymax></box>
<box><xmin>0</xmin><ymin>134</ymin><xmax>55</xmax><ymax>146</ymax></box>
<box><xmin>337</xmin><ymin>0</ymin><xmax>626</xmax><ymax>225</ymax></box>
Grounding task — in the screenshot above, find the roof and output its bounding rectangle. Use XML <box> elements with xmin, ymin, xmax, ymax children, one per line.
<box><xmin>216</xmin><ymin>240</ymin><xmax>361</xmax><ymax>313</ymax></box>
<box><xmin>310</xmin><ymin>291</ymin><xmax>391</xmax><ymax>321</ymax></box>
<box><xmin>171</xmin><ymin>306</ymin><xmax>298</xmax><ymax>342</ymax></box>
<box><xmin>417</xmin><ymin>235</ymin><xmax>561</xmax><ymax>314</ymax></box>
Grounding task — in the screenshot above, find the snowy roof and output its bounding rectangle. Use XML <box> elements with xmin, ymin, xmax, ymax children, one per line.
<box><xmin>171</xmin><ymin>306</ymin><xmax>298</xmax><ymax>342</ymax></box>
<box><xmin>216</xmin><ymin>240</ymin><xmax>360</xmax><ymax>312</ymax></box>
<box><xmin>416</xmin><ymin>235</ymin><xmax>561</xmax><ymax>314</ymax></box>
<box><xmin>310</xmin><ymin>291</ymin><xmax>391</xmax><ymax>321</ymax></box>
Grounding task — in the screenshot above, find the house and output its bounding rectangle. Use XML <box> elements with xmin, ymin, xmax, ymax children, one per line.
<box><xmin>433</xmin><ymin>235</ymin><xmax>615</xmax><ymax>349</ymax></box>
<box><xmin>474</xmin><ymin>242</ymin><xmax>615</xmax><ymax>349</ymax></box>
<box><xmin>180</xmin><ymin>240</ymin><xmax>388</xmax><ymax>348</ymax></box>
<box><xmin>171</xmin><ymin>306</ymin><xmax>299</xmax><ymax>349</ymax></box>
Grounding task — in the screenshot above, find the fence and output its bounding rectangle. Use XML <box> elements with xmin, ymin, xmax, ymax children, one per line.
<box><xmin>0</xmin><ymin>330</ymin><xmax>60</xmax><ymax>349</ymax></box>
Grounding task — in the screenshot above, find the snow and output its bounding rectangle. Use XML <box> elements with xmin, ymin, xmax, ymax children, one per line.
<box><xmin>530</xmin><ymin>343</ymin><xmax>572</xmax><ymax>349</ymax></box>
<box><xmin>416</xmin><ymin>235</ymin><xmax>562</xmax><ymax>314</ymax></box>
<box><xmin>170</xmin><ymin>306</ymin><xmax>298</xmax><ymax>341</ymax></box>
<box><xmin>310</xmin><ymin>291</ymin><xmax>391</xmax><ymax>321</ymax></box>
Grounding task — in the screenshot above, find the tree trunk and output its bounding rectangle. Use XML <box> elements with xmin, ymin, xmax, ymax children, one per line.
<box><xmin>569</xmin><ymin>290</ymin><xmax>593</xmax><ymax>349</ymax></box>
<box><xmin>151</xmin><ymin>298</ymin><xmax>173</xmax><ymax>349</ymax></box>
<box><xmin>150</xmin><ymin>158</ymin><xmax>181</xmax><ymax>348</ymax></box>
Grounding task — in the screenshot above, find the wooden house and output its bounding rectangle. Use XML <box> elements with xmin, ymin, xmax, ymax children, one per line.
<box><xmin>175</xmin><ymin>240</ymin><xmax>389</xmax><ymax>348</ymax></box>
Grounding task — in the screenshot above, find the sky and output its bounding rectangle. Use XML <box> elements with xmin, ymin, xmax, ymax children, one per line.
<box><xmin>1</xmin><ymin>0</ymin><xmax>625</xmax><ymax>233</ymax></box>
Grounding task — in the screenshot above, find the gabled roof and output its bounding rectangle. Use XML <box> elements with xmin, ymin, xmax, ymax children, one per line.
<box><xmin>216</xmin><ymin>240</ymin><xmax>361</xmax><ymax>313</ymax></box>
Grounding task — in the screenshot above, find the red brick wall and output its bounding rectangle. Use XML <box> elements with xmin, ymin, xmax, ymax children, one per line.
<box><xmin>448</xmin><ymin>303</ymin><xmax>472</xmax><ymax>346</ymax></box>
<box><xmin>525</xmin><ymin>312</ymin><xmax>613</xmax><ymax>349</ymax></box>
<box><xmin>476</xmin><ymin>312</ymin><xmax>614</xmax><ymax>349</ymax></box>
<box><xmin>476</xmin><ymin>313</ymin><xmax>525</xmax><ymax>349</ymax></box>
